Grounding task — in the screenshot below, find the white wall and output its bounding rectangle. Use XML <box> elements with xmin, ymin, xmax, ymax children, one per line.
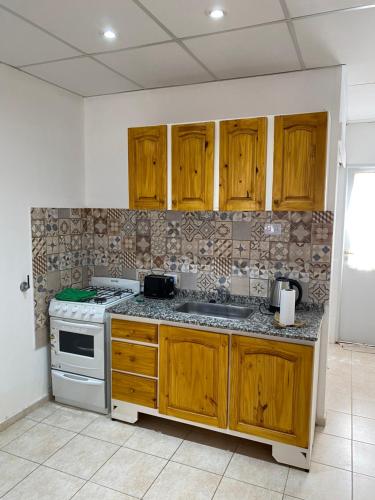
<box><xmin>0</xmin><ymin>64</ymin><xmax>84</xmax><ymax>424</ymax></box>
<box><xmin>84</xmin><ymin>66</ymin><xmax>344</xmax><ymax>211</ymax></box>
<box><xmin>348</xmin><ymin>85</ymin><xmax>375</xmax><ymax>123</ymax></box>
<box><xmin>347</xmin><ymin>122</ymin><xmax>375</xmax><ymax>164</ymax></box>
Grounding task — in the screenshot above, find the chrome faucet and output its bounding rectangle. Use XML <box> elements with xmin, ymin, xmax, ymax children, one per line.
<box><xmin>216</xmin><ymin>286</ymin><xmax>230</xmax><ymax>303</ymax></box>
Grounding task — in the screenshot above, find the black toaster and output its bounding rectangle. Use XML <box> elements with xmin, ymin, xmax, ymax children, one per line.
<box><xmin>144</xmin><ymin>274</ymin><xmax>175</xmax><ymax>299</ymax></box>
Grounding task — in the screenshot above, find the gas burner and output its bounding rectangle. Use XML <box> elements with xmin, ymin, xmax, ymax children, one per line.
<box><xmin>94</xmin><ymin>297</ymin><xmax>107</xmax><ymax>304</ymax></box>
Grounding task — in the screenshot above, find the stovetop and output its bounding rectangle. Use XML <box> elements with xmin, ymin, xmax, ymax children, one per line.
<box><xmin>80</xmin><ymin>286</ymin><xmax>135</xmax><ymax>305</ymax></box>
<box><xmin>49</xmin><ymin>277</ymin><xmax>141</xmax><ymax>323</ymax></box>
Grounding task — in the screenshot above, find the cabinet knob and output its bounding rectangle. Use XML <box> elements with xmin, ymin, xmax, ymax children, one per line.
<box><xmin>274</xmin><ymin>199</ymin><xmax>280</xmax><ymax>206</ymax></box>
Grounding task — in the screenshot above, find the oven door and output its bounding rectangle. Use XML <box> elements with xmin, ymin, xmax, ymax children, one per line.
<box><xmin>50</xmin><ymin>318</ymin><xmax>105</xmax><ymax>379</ymax></box>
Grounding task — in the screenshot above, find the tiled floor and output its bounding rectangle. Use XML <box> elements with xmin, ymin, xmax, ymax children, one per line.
<box><xmin>1</xmin><ymin>344</ymin><xmax>375</xmax><ymax>499</ymax></box>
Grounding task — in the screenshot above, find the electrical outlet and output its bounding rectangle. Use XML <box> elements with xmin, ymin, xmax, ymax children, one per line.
<box><xmin>264</xmin><ymin>223</ymin><xmax>282</xmax><ymax>236</ymax></box>
<box><xmin>165</xmin><ymin>273</ymin><xmax>180</xmax><ymax>288</ymax></box>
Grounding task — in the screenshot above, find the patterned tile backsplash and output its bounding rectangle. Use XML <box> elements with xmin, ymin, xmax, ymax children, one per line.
<box><xmin>31</xmin><ymin>208</ymin><xmax>334</xmax><ymax>347</ymax></box>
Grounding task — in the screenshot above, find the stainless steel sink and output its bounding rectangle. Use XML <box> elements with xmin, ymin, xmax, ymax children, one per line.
<box><xmin>174</xmin><ymin>302</ymin><xmax>255</xmax><ymax>320</ymax></box>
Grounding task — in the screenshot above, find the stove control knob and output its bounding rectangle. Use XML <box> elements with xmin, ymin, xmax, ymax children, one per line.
<box><xmin>63</xmin><ymin>306</ymin><xmax>68</xmax><ymax>313</ymax></box>
<box><xmin>72</xmin><ymin>306</ymin><xmax>78</xmax><ymax>314</ymax></box>
<box><xmin>82</xmin><ymin>308</ymin><xmax>88</xmax><ymax>316</ymax></box>
<box><xmin>89</xmin><ymin>308</ymin><xmax>95</xmax><ymax>316</ymax></box>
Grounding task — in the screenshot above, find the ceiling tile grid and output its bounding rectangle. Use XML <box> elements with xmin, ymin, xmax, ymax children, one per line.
<box><xmin>96</xmin><ymin>42</ymin><xmax>214</xmax><ymax>89</ymax></box>
<box><xmin>184</xmin><ymin>22</ymin><xmax>301</xmax><ymax>79</ymax></box>
<box><xmin>293</xmin><ymin>7</ymin><xmax>375</xmax><ymax>84</ymax></box>
<box><xmin>0</xmin><ymin>0</ymin><xmax>171</xmax><ymax>52</ymax></box>
<box><xmin>0</xmin><ymin>7</ymin><xmax>79</xmax><ymax>67</ymax></box>
<box><xmin>0</xmin><ymin>0</ymin><xmax>374</xmax><ymax>101</ymax></box>
<box><xmin>22</xmin><ymin>57</ymin><xmax>140</xmax><ymax>97</ymax></box>
<box><xmin>140</xmin><ymin>0</ymin><xmax>286</xmax><ymax>37</ymax></box>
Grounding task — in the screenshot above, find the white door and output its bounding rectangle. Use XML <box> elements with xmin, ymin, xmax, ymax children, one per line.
<box><xmin>339</xmin><ymin>168</ymin><xmax>375</xmax><ymax>344</ymax></box>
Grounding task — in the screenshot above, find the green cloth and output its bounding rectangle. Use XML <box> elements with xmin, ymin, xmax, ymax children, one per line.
<box><xmin>55</xmin><ymin>288</ymin><xmax>97</xmax><ymax>302</ymax></box>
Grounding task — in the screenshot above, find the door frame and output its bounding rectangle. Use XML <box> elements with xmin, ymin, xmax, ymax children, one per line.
<box><xmin>337</xmin><ymin>165</ymin><xmax>375</xmax><ymax>343</ymax></box>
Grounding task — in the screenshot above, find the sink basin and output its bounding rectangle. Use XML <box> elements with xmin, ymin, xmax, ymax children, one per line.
<box><xmin>174</xmin><ymin>302</ymin><xmax>255</xmax><ymax>320</ymax></box>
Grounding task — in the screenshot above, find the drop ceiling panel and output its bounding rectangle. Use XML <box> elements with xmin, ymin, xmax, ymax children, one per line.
<box><xmin>285</xmin><ymin>0</ymin><xmax>374</xmax><ymax>17</ymax></box>
<box><xmin>97</xmin><ymin>42</ymin><xmax>214</xmax><ymax>88</ymax></box>
<box><xmin>0</xmin><ymin>8</ymin><xmax>78</xmax><ymax>66</ymax></box>
<box><xmin>294</xmin><ymin>8</ymin><xmax>375</xmax><ymax>84</ymax></box>
<box><xmin>22</xmin><ymin>57</ymin><xmax>139</xmax><ymax>96</ymax></box>
<box><xmin>0</xmin><ymin>0</ymin><xmax>170</xmax><ymax>53</ymax></box>
<box><xmin>184</xmin><ymin>23</ymin><xmax>301</xmax><ymax>79</ymax></box>
<box><xmin>141</xmin><ymin>0</ymin><xmax>285</xmax><ymax>37</ymax></box>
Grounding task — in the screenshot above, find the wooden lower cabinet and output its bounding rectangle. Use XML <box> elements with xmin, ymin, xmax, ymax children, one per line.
<box><xmin>112</xmin><ymin>341</ymin><xmax>157</xmax><ymax>377</ymax></box>
<box><xmin>229</xmin><ymin>335</ymin><xmax>313</xmax><ymax>447</ymax></box>
<box><xmin>111</xmin><ymin>319</ymin><xmax>158</xmax><ymax>344</ymax></box>
<box><xmin>112</xmin><ymin>371</ymin><xmax>157</xmax><ymax>408</ymax></box>
<box><xmin>159</xmin><ymin>325</ymin><xmax>229</xmax><ymax>428</ymax></box>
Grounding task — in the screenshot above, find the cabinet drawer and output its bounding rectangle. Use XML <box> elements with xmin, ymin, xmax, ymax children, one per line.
<box><xmin>112</xmin><ymin>341</ymin><xmax>157</xmax><ymax>377</ymax></box>
<box><xmin>112</xmin><ymin>371</ymin><xmax>157</xmax><ymax>408</ymax></box>
<box><xmin>112</xmin><ymin>319</ymin><xmax>158</xmax><ymax>344</ymax></box>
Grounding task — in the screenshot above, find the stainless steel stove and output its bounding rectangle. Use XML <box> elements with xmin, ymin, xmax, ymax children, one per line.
<box><xmin>48</xmin><ymin>277</ymin><xmax>140</xmax><ymax>413</ymax></box>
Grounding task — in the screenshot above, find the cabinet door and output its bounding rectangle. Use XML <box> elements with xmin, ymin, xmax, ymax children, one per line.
<box><xmin>172</xmin><ymin>122</ymin><xmax>214</xmax><ymax>210</ymax></box>
<box><xmin>273</xmin><ymin>112</ymin><xmax>327</xmax><ymax>211</ymax></box>
<box><xmin>219</xmin><ymin>118</ymin><xmax>267</xmax><ymax>210</ymax></box>
<box><xmin>128</xmin><ymin>125</ymin><xmax>167</xmax><ymax>209</ymax></box>
<box><xmin>230</xmin><ymin>335</ymin><xmax>313</xmax><ymax>447</ymax></box>
<box><xmin>159</xmin><ymin>325</ymin><xmax>228</xmax><ymax>428</ymax></box>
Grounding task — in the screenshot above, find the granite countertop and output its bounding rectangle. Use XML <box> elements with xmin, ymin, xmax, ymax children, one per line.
<box><xmin>109</xmin><ymin>292</ymin><xmax>324</xmax><ymax>343</ymax></box>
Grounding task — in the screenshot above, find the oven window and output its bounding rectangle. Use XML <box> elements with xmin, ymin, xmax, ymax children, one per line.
<box><xmin>59</xmin><ymin>331</ymin><xmax>94</xmax><ymax>358</ymax></box>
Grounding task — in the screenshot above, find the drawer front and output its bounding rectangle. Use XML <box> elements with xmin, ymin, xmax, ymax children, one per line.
<box><xmin>112</xmin><ymin>371</ymin><xmax>157</xmax><ymax>408</ymax></box>
<box><xmin>112</xmin><ymin>341</ymin><xmax>157</xmax><ymax>377</ymax></box>
<box><xmin>112</xmin><ymin>319</ymin><xmax>158</xmax><ymax>344</ymax></box>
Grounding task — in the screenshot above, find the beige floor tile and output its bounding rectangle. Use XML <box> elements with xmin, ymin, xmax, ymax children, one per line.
<box><xmin>0</xmin><ymin>418</ymin><xmax>36</xmax><ymax>448</ymax></box>
<box><xmin>3</xmin><ymin>422</ymin><xmax>75</xmax><ymax>463</ymax></box>
<box><xmin>81</xmin><ymin>416</ymin><xmax>135</xmax><ymax>445</ymax></box>
<box><xmin>172</xmin><ymin>429</ymin><xmax>237</xmax><ymax>474</ymax></box>
<box><xmin>326</xmin><ymin>372</ymin><xmax>351</xmax><ymax>391</ymax></box>
<box><xmin>91</xmin><ymin>446</ymin><xmax>166</xmax><ymax>497</ymax></box>
<box><xmin>353</xmin><ymin>397</ymin><xmax>375</xmax><ymax>419</ymax></box>
<box><xmin>144</xmin><ymin>461</ymin><xmax>220</xmax><ymax>500</ymax></box>
<box><xmin>312</xmin><ymin>433</ymin><xmax>352</xmax><ymax>470</ymax></box>
<box><xmin>352</xmin><ymin>351</ymin><xmax>375</xmax><ymax>368</ymax></box>
<box><xmin>2</xmin><ymin>465</ymin><xmax>84</xmax><ymax>500</ymax></box>
<box><xmin>326</xmin><ymin>387</ymin><xmax>352</xmax><ymax>414</ymax></box>
<box><xmin>125</xmin><ymin>426</ymin><xmax>183</xmax><ymax>459</ymax></box>
<box><xmin>214</xmin><ymin>477</ymin><xmax>282</xmax><ymax>499</ymax></box>
<box><xmin>316</xmin><ymin>410</ymin><xmax>351</xmax><ymax>439</ymax></box>
<box><xmin>285</xmin><ymin>461</ymin><xmax>351</xmax><ymax>500</ymax></box>
<box><xmin>353</xmin><ymin>440</ymin><xmax>375</xmax><ymax>477</ymax></box>
<box><xmin>42</xmin><ymin>406</ymin><xmax>98</xmax><ymax>432</ymax></box>
<box><xmin>225</xmin><ymin>442</ymin><xmax>289</xmax><ymax>493</ymax></box>
<box><xmin>353</xmin><ymin>416</ymin><xmax>375</xmax><ymax>445</ymax></box>
<box><xmin>353</xmin><ymin>472</ymin><xmax>375</xmax><ymax>500</ymax></box>
<box><xmin>72</xmin><ymin>481</ymin><xmax>133</xmax><ymax>499</ymax></box>
<box><xmin>0</xmin><ymin>451</ymin><xmax>38</xmax><ymax>497</ymax></box>
<box><xmin>45</xmin><ymin>434</ymin><xmax>118</xmax><ymax>479</ymax></box>
<box><xmin>26</xmin><ymin>402</ymin><xmax>60</xmax><ymax>422</ymax></box>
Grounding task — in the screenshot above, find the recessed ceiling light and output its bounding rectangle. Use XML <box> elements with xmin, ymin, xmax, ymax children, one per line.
<box><xmin>208</xmin><ymin>9</ymin><xmax>225</xmax><ymax>19</ymax></box>
<box><xmin>103</xmin><ymin>29</ymin><xmax>117</xmax><ymax>40</ymax></box>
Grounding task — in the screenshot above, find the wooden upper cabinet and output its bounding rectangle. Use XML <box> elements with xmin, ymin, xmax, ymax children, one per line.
<box><xmin>229</xmin><ymin>335</ymin><xmax>313</xmax><ymax>448</ymax></box>
<box><xmin>273</xmin><ymin>112</ymin><xmax>328</xmax><ymax>211</ymax></box>
<box><xmin>172</xmin><ymin>122</ymin><xmax>214</xmax><ymax>210</ymax></box>
<box><xmin>159</xmin><ymin>325</ymin><xmax>228</xmax><ymax>428</ymax></box>
<box><xmin>219</xmin><ymin>118</ymin><xmax>267</xmax><ymax>210</ymax></box>
<box><xmin>128</xmin><ymin>125</ymin><xmax>167</xmax><ymax>209</ymax></box>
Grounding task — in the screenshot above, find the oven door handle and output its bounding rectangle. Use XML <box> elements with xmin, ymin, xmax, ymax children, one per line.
<box><xmin>54</xmin><ymin>371</ymin><xmax>103</xmax><ymax>386</ymax></box>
